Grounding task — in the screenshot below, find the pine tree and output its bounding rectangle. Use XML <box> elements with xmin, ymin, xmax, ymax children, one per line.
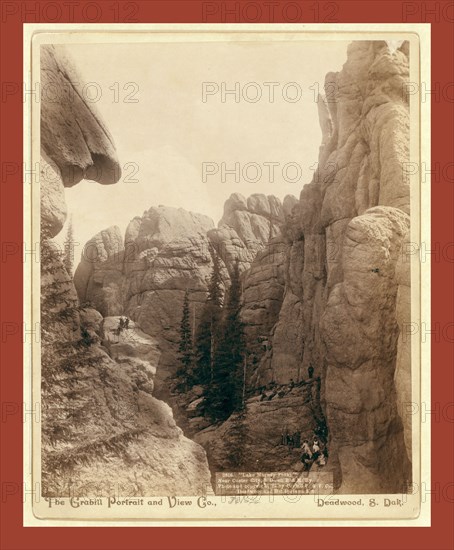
<box><xmin>63</xmin><ymin>215</ymin><xmax>75</xmax><ymax>276</ymax></box>
<box><xmin>177</xmin><ymin>289</ymin><xmax>193</xmax><ymax>387</ymax></box>
<box><xmin>193</xmin><ymin>249</ymin><xmax>223</xmax><ymax>385</ymax></box>
<box><xmin>205</xmin><ymin>259</ymin><xmax>246</xmax><ymax>421</ymax></box>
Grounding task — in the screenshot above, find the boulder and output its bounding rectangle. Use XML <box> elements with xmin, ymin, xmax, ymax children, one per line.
<box><xmin>40</xmin><ymin>45</ymin><xmax>121</xmax><ymax>187</ymax></box>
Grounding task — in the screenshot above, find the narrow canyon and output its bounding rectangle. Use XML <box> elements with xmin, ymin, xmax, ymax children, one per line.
<box><xmin>41</xmin><ymin>40</ymin><xmax>412</xmax><ymax>496</ymax></box>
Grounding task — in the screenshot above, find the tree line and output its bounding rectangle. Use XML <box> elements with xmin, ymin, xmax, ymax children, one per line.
<box><xmin>176</xmin><ymin>250</ymin><xmax>246</xmax><ymax>422</ymax></box>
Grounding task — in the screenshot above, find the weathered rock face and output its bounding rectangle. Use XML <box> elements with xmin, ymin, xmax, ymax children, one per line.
<box><xmin>41</xmin><ymin>45</ymin><xmax>211</xmax><ymax>497</ymax></box>
<box><xmin>75</xmin><ymin>206</ymin><xmax>216</xmax><ymax>396</ymax></box>
<box><xmin>40</xmin><ymin>156</ymin><xmax>68</xmax><ymax>239</ymax></box>
<box><xmin>74</xmin><ymin>194</ymin><xmax>292</xmax><ymax>395</ymax></box>
<box><xmin>123</xmin><ymin>206</ymin><xmax>216</xmax><ymax>387</ymax></box>
<box><xmin>241</xmin><ymin>236</ymin><xmax>288</xmax><ymax>366</ymax></box>
<box><xmin>208</xmin><ymin>193</ymin><xmax>287</xmax><ymax>274</ymax></box>
<box><xmin>73</xmin><ymin>225</ymin><xmax>125</xmax><ymax>316</ymax></box>
<box><xmin>321</xmin><ymin>206</ymin><xmax>410</xmax><ymax>492</ymax></box>
<box><xmin>252</xmin><ymin>41</ymin><xmax>412</xmax><ymax>492</ymax></box>
<box><xmin>41</xmin><ymin>44</ymin><xmax>121</xmax><ymax>187</ymax></box>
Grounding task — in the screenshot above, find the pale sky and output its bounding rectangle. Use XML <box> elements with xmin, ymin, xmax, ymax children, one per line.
<box><xmin>53</xmin><ymin>38</ymin><xmax>351</xmax><ymax>257</ymax></box>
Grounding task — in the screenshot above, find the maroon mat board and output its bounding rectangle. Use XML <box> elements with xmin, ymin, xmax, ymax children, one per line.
<box><xmin>1</xmin><ymin>1</ymin><xmax>453</xmax><ymax>549</ymax></box>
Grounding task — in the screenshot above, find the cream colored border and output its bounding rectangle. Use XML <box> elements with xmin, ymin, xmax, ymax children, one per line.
<box><xmin>23</xmin><ymin>23</ymin><xmax>431</xmax><ymax>527</ymax></box>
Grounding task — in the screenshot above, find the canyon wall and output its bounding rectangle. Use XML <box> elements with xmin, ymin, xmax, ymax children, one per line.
<box><xmin>252</xmin><ymin>40</ymin><xmax>412</xmax><ymax>492</ymax></box>
<box><xmin>74</xmin><ymin>193</ymin><xmax>295</xmax><ymax>395</ymax></box>
<box><xmin>40</xmin><ymin>45</ymin><xmax>211</xmax><ymax>496</ymax></box>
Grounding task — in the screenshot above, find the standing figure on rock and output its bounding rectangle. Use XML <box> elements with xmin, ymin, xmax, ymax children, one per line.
<box><xmin>312</xmin><ymin>438</ymin><xmax>321</xmax><ymax>461</ymax></box>
<box><xmin>115</xmin><ymin>318</ymin><xmax>124</xmax><ymax>341</ymax></box>
<box><xmin>301</xmin><ymin>439</ymin><xmax>313</xmax><ymax>472</ymax></box>
<box><xmin>308</xmin><ymin>365</ymin><xmax>314</xmax><ymax>379</ymax></box>
<box><xmin>302</xmin><ymin>439</ymin><xmax>312</xmax><ymax>456</ymax></box>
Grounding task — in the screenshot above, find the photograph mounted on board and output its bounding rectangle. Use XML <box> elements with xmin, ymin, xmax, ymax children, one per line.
<box><xmin>25</xmin><ymin>24</ymin><xmax>429</xmax><ymax>524</ymax></box>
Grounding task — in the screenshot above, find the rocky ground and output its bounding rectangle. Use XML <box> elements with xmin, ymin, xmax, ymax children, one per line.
<box><xmin>164</xmin><ymin>375</ymin><xmax>331</xmax><ymax>479</ymax></box>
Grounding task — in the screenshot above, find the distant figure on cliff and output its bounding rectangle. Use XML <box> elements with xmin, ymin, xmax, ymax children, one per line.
<box><xmin>302</xmin><ymin>439</ymin><xmax>312</xmax><ymax>456</ymax></box>
<box><xmin>312</xmin><ymin>439</ymin><xmax>321</xmax><ymax>461</ymax></box>
<box><xmin>301</xmin><ymin>440</ymin><xmax>313</xmax><ymax>471</ymax></box>
<box><xmin>308</xmin><ymin>365</ymin><xmax>314</xmax><ymax>379</ymax></box>
<box><xmin>114</xmin><ymin>319</ymin><xmax>123</xmax><ymax>342</ymax></box>
<box><xmin>124</xmin><ymin>317</ymin><xmax>130</xmax><ymax>330</ymax></box>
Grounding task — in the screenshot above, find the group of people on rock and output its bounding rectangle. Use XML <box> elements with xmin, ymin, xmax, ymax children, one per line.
<box><xmin>257</xmin><ymin>366</ymin><xmax>317</xmax><ymax>398</ymax></box>
<box><xmin>115</xmin><ymin>316</ymin><xmax>130</xmax><ymax>336</ymax></box>
<box><xmin>300</xmin><ymin>437</ymin><xmax>328</xmax><ymax>471</ymax></box>
<box><xmin>280</xmin><ymin>421</ymin><xmax>329</xmax><ymax>472</ymax></box>
<box><xmin>259</xmin><ymin>383</ymin><xmax>292</xmax><ymax>401</ymax></box>
<box><xmin>257</xmin><ymin>370</ymin><xmax>319</xmax><ymax>402</ymax></box>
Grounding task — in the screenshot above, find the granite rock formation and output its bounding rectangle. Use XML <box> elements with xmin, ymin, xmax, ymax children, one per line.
<box><xmin>74</xmin><ymin>194</ymin><xmax>293</xmax><ymax>396</ymax></box>
<box><xmin>208</xmin><ymin>192</ymin><xmax>287</xmax><ymax>274</ymax></box>
<box><xmin>40</xmin><ymin>44</ymin><xmax>211</xmax><ymax>496</ymax></box>
<box><xmin>41</xmin><ymin>45</ymin><xmax>121</xmax><ymax>187</ymax></box>
<box><xmin>70</xmin><ymin>40</ymin><xmax>413</xmax><ymax>494</ymax></box>
<box><xmin>394</xmin><ymin>230</ymin><xmax>412</xmax><ymax>460</ymax></box>
<box><xmin>251</xmin><ymin>40</ymin><xmax>412</xmax><ymax>492</ymax></box>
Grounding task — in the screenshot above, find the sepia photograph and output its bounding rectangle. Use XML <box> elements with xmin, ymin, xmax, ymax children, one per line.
<box><xmin>25</xmin><ymin>24</ymin><xmax>428</xmax><ymax>524</ymax></box>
